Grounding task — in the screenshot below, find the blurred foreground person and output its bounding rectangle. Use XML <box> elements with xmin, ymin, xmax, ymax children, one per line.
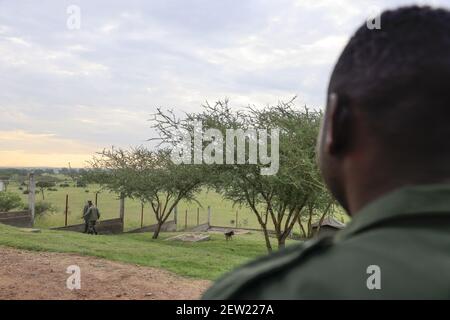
<box><xmin>204</xmin><ymin>6</ymin><xmax>450</xmax><ymax>299</ymax></box>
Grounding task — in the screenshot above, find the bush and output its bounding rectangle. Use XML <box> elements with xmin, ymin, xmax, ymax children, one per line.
<box><xmin>76</xmin><ymin>180</ymin><xmax>87</xmax><ymax>188</ymax></box>
<box><xmin>36</xmin><ymin>181</ymin><xmax>56</xmax><ymax>189</ymax></box>
<box><xmin>23</xmin><ymin>190</ymin><xmax>30</xmax><ymax>195</ymax></box>
<box><xmin>34</xmin><ymin>201</ymin><xmax>57</xmax><ymax>218</ymax></box>
<box><xmin>0</xmin><ymin>191</ymin><xmax>24</xmax><ymax>212</ymax></box>
<box><xmin>59</xmin><ymin>183</ymin><xmax>70</xmax><ymax>188</ymax></box>
<box><xmin>48</xmin><ymin>188</ymin><xmax>58</xmax><ymax>192</ymax></box>
<box><xmin>18</xmin><ymin>187</ymin><xmax>23</xmax><ymax>191</ymax></box>
<box><xmin>85</xmin><ymin>190</ymin><xmax>90</xmax><ymax>193</ymax></box>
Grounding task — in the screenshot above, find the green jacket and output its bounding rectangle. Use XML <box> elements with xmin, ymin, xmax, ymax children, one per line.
<box><xmin>203</xmin><ymin>184</ymin><xmax>450</xmax><ymax>299</ymax></box>
<box><xmin>83</xmin><ymin>206</ymin><xmax>100</xmax><ymax>222</ymax></box>
<box><xmin>82</xmin><ymin>204</ymin><xmax>89</xmax><ymax>221</ymax></box>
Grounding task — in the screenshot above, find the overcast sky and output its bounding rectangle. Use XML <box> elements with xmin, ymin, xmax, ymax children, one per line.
<box><xmin>0</xmin><ymin>0</ymin><xmax>447</xmax><ymax>167</ymax></box>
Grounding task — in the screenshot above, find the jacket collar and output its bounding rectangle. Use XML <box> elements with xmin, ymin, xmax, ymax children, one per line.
<box><xmin>336</xmin><ymin>183</ymin><xmax>450</xmax><ymax>241</ymax></box>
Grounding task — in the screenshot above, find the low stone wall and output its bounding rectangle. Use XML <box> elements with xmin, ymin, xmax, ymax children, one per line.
<box><xmin>0</xmin><ymin>210</ymin><xmax>33</xmax><ymax>228</ymax></box>
<box><xmin>126</xmin><ymin>220</ymin><xmax>177</xmax><ymax>233</ymax></box>
<box><xmin>186</xmin><ymin>223</ymin><xmax>210</xmax><ymax>232</ymax></box>
<box><xmin>209</xmin><ymin>225</ymin><xmax>276</xmax><ymax>234</ymax></box>
<box><xmin>51</xmin><ymin>218</ymin><xmax>123</xmax><ymax>234</ymax></box>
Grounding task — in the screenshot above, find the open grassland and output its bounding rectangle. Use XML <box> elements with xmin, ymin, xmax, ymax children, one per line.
<box><xmin>1</xmin><ymin>176</ymin><xmax>349</xmax><ymax>282</ymax></box>
<box><xmin>8</xmin><ymin>175</ymin><xmax>349</xmax><ymax>232</ymax></box>
<box><xmin>0</xmin><ymin>223</ymin><xmax>291</xmax><ymax>280</ymax></box>
<box><xmin>10</xmin><ymin>181</ymin><xmax>277</xmax><ymax>231</ymax></box>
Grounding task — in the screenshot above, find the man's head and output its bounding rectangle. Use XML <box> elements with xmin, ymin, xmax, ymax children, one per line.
<box><xmin>318</xmin><ymin>6</ymin><xmax>450</xmax><ymax>214</ymax></box>
<box><xmin>87</xmin><ymin>200</ymin><xmax>93</xmax><ymax>207</ymax></box>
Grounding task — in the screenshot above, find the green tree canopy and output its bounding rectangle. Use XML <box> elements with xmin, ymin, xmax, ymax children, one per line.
<box><xmin>0</xmin><ymin>191</ymin><xmax>24</xmax><ymax>212</ymax></box>
<box><xmin>151</xmin><ymin>98</ymin><xmax>335</xmax><ymax>251</ymax></box>
<box><xmin>86</xmin><ymin>148</ymin><xmax>204</xmax><ymax>238</ymax></box>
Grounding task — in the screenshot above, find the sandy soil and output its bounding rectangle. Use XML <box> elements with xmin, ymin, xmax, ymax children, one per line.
<box><xmin>0</xmin><ymin>246</ymin><xmax>211</xmax><ymax>300</ymax></box>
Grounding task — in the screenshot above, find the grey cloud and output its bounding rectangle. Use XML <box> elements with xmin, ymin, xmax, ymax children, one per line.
<box><xmin>0</xmin><ymin>0</ymin><xmax>448</xmax><ymax>158</ymax></box>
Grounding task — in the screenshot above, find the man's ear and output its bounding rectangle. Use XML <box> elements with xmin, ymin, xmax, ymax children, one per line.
<box><xmin>324</xmin><ymin>93</ymin><xmax>352</xmax><ymax>155</ymax></box>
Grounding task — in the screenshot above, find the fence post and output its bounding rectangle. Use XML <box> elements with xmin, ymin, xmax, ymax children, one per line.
<box><xmin>95</xmin><ymin>192</ymin><xmax>99</xmax><ymax>206</ymax></box>
<box><xmin>197</xmin><ymin>208</ymin><xmax>200</xmax><ymax>226</ymax></box>
<box><xmin>28</xmin><ymin>173</ymin><xmax>35</xmax><ymax>226</ymax></box>
<box><xmin>207</xmin><ymin>206</ymin><xmax>211</xmax><ymax>227</ymax></box>
<box><xmin>119</xmin><ymin>193</ymin><xmax>125</xmax><ymax>230</ymax></box>
<box><xmin>173</xmin><ymin>206</ymin><xmax>178</xmax><ymax>226</ymax></box>
<box><xmin>236</xmin><ymin>210</ymin><xmax>238</xmax><ymax>228</ymax></box>
<box><xmin>185</xmin><ymin>209</ymin><xmax>188</xmax><ymax>230</ymax></box>
<box><xmin>140</xmin><ymin>202</ymin><xmax>144</xmax><ymax>228</ymax></box>
<box><xmin>64</xmin><ymin>194</ymin><xmax>69</xmax><ymax>226</ymax></box>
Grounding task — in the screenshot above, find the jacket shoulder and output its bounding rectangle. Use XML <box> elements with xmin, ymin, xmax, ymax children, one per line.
<box><xmin>202</xmin><ymin>236</ymin><xmax>334</xmax><ymax>300</ymax></box>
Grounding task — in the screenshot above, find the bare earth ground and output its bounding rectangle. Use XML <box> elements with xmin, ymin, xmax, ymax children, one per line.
<box><xmin>0</xmin><ymin>247</ymin><xmax>211</xmax><ymax>300</ymax></box>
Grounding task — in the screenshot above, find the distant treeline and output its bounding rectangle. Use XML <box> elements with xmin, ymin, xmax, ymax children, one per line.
<box><xmin>0</xmin><ymin>168</ymin><xmax>54</xmax><ymax>177</ymax></box>
<box><xmin>0</xmin><ymin>168</ymin><xmax>87</xmax><ymax>178</ymax></box>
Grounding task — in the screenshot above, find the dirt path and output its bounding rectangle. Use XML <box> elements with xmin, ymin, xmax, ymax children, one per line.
<box><xmin>0</xmin><ymin>246</ymin><xmax>211</xmax><ymax>300</ymax></box>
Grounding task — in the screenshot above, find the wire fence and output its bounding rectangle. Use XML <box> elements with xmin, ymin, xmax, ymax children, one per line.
<box><xmin>10</xmin><ymin>180</ymin><xmax>284</xmax><ymax>233</ymax></box>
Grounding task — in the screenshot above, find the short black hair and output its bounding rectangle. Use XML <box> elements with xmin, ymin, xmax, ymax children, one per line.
<box><xmin>329</xmin><ymin>6</ymin><xmax>450</xmax><ymax>162</ymax></box>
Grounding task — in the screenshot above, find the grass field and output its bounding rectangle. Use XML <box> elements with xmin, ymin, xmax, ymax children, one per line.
<box><xmin>1</xmin><ymin>175</ymin><xmax>348</xmax><ymax>282</ymax></box>
<box><xmin>9</xmin><ymin>180</ymin><xmax>278</xmax><ymax>231</ymax></box>
<box><xmin>6</xmin><ymin>174</ymin><xmax>349</xmax><ymax>232</ymax></box>
<box><xmin>0</xmin><ymin>223</ymin><xmax>295</xmax><ymax>280</ymax></box>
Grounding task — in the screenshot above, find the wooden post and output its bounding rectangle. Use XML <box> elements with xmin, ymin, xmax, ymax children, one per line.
<box><xmin>28</xmin><ymin>173</ymin><xmax>35</xmax><ymax>226</ymax></box>
<box><xmin>64</xmin><ymin>194</ymin><xmax>69</xmax><ymax>226</ymax></box>
<box><xmin>173</xmin><ymin>206</ymin><xmax>178</xmax><ymax>225</ymax></box>
<box><xmin>185</xmin><ymin>209</ymin><xmax>188</xmax><ymax>230</ymax></box>
<box><xmin>140</xmin><ymin>202</ymin><xmax>144</xmax><ymax>228</ymax></box>
<box><xmin>95</xmin><ymin>192</ymin><xmax>98</xmax><ymax>206</ymax></box>
<box><xmin>119</xmin><ymin>193</ymin><xmax>125</xmax><ymax>223</ymax></box>
<box><xmin>197</xmin><ymin>207</ymin><xmax>200</xmax><ymax>226</ymax></box>
<box><xmin>207</xmin><ymin>206</ymin><xmax>211</xmax><ymax>226</ymax></box>
<box><xmin>236</xmin><ymin>210</ymin><xmax>238</xmax><ymax>228</ymax></box>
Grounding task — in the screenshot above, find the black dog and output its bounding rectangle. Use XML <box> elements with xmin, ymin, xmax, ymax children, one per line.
<box><xmin>225</xmin><ymin>230</ymin><xmax>235</xmax><ymax>241</ymax></box>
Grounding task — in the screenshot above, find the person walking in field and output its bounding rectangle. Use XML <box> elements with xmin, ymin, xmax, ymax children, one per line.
<box><xmin>83</xmin><ymin>200</ymin><xmax>101</xmax><ymax>235</ymax></box>
<box><xmin>82</xmin><ymin>201</ymin><xmax>90</xmax><ymax>233</ymax></box>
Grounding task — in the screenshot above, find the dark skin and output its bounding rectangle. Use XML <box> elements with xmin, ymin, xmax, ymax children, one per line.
<box><xmin>317</xmin><ymin>92</ymin><xmax>450</xmax><ymax>216</ymax></box>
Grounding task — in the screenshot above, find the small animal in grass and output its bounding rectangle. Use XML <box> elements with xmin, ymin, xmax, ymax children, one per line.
<box><xmin>225</xmin><ymin>230</ymin><xmax>235</xmax><ymax>241</ymax></box>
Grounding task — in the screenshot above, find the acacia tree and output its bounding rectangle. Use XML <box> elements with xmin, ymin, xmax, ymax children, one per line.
<box><xmin>297</xmin><ymin>191</ymin><xmax>335</xmax><ymax>238</ymax></box>
<box><xmin>87</xmin><ymin>147</ymin><xmax>203</xmax><ymax>239</ymax></box>
<box><xmin>151</xmin><ymin>98</ymin><xmax>333</xmax><ymax>252</ymax></box>
<box><xmin>36</xmin><ymin>181</ymin><xmax>56</xmax><ymax>200</ymax></box>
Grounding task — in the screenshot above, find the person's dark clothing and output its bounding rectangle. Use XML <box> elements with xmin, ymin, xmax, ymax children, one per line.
<box><xmin>82</xmin><ymin>204</ymin><xmax>89</xmax><ymax>233</ymax></box>
<box><xmin>83</xmin><ymin>206</ymin><xmax>100</xmax><ymax>235</ymax></box>
<box><xmin>204</xmin><ymin>184</ymin><xmax>450</xmax><ymax>299</ymax></box>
